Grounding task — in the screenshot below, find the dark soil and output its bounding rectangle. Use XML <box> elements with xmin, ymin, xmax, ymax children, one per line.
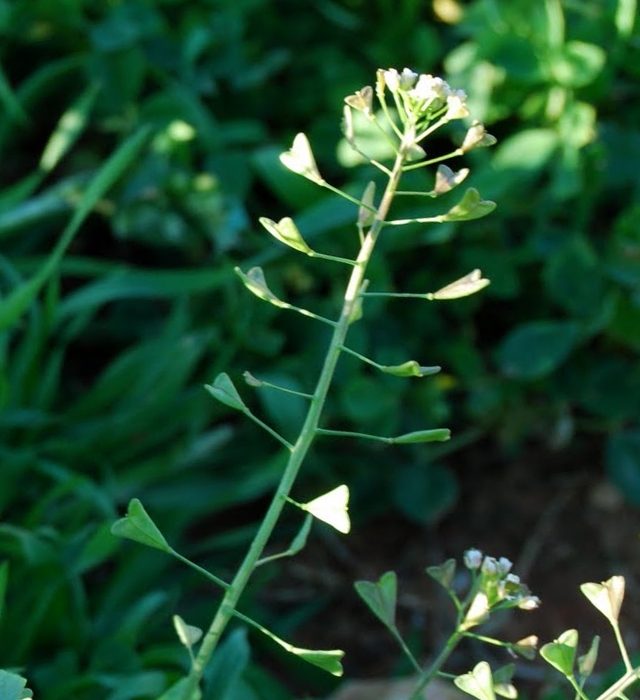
<box><xmin>262</xmin><ymin>438</ymin><xmax>640</xmax><ymax>698</ymax></box>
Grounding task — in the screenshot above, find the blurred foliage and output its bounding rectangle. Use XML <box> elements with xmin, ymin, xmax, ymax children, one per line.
<box><xmin>0</xmin><ymin>0</ymin><xmax>639</xmax><ymax>697</ymax></box>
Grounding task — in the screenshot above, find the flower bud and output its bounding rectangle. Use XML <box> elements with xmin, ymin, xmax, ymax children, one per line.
<box><xmin>399</xmin><ymin>67</ymin><xmax>418</xmax><ymax>89</ymax></box>
<box><xmin>518</xmin><ymin>595</ymin><xmax>541</xmax><ymax>610</ymax></box>
<box><xmin>481</xmin><ymin>556</ymin><xmax>498</xmax><ymax>576</ymax></box>
<box><xmin>464</xmin><ymin>548</ymin><xmax>483</xmax><ymax>570</ymax></box>
<box><xmin>498</xmin><ymin>557</ymin><xmax>513</xmax><ymax>575</ymax></box>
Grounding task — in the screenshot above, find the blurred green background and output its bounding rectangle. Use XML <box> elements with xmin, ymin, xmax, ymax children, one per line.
<box><xmin>1</xmin><ymin>0</ymin><xmax>639</xmax><ymax>698</ymax></box>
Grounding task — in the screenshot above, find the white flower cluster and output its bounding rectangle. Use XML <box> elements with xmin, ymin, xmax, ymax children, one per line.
<box><xmin>379</xmin><ymin>67</ymin><xmax>469</xmax><ymax>122</ymax></box>
<box><xmin>464</xmin><ymin>549</ymin><xmax>541</xmax><ymax>611</ymax></box>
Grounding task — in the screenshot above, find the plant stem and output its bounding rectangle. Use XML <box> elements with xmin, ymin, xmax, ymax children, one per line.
<box><xmin>180</xmin><ymin>143</ymin><xmax>409</xmax><ymax>699</ymax></box>
<box><xmin>407</xmin><ymin>629</ymin><xmax>465</xmax><ymax>700</ymax></box>
<box><xmin>409</xmin><ymin>630</ymin><xmax>464</xmax><ymax>700</ymax></box>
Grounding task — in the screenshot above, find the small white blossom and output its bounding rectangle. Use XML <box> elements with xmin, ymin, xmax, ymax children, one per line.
<box><xmin>444</xmin><ymin>93</ymin><xmax>470</xmax><ymax>121</ymax></box>
<box><xmin>498</xmin><ymin>557</ymin><xmax>513</xmax><ymax>575</ymax></box>
<box><xmin>505</xmin><ymin>573</ymin><xmax>520</xmax><ymax>584</ymax></box>
<box><xmin>481</xmin><ymin>556</ymin><xmax>498</xmax><ymax>576</ymax></box>
<box><xmin>518</xmin><ymin>596</ymin><xmax>541</xmax><ymax>610</ymax></box>
<box><xmin>464</xmin><ymin>548</ymin><xmax>483</xmax><ymax>570</ymax></box>
<box><xmin>399</xmin><ymin>67</ymin><xmax>418</xmax><ymax>89</ymax></box>
<box><xmin>382</xmin><ymin>68</ymin><xmax>400</xmax><ymax>93</ymax></box>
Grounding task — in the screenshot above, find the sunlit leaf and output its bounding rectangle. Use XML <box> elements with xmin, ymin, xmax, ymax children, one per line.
<box><xmin>540</xmin><ymin>629</ymin><xmax>578</xmax><ymax>676</ymax></box>
<box><xmin>577</xmin><ymin>636</ymin><xmax>600</xmax><ymax>683</ymax></box>
<box><xmin>302</xmin><ymin>485</ymin><xmax>350</xmax><ymax>534</ymax></box>
<box><xmin>461</xmin><ymin>592</ymin><xmax>489</xmax><ymax>630</ymax></box>
<box><xmin>432</xmin><ymin>165</ymin><xmax>469</xmax><ymax>195</ymax></box>
<box><xmin>173</xmin><ymin>615</ymin><xmax>202</xmax><ymax>650</ymax></box>
<box><xmin>235</xmin><ymin>266</ymin><xmax>289</xmax><ymax>309</ymax></box>
<box><xmin>279</xmin><ymin>133</ymin><xmax>324</xmax><ymax>183</ymax></box>
<box><xmin>581</xmin><ymin>576</ymin><xmax>625</xmax><ymax>624</ymax></box>
<box><xmin>430</xmin><ymin>269</ymin><xmax>490</xmax><ymax>300</ymax></box>
<box><xmin>454</xmin><ymin>661</ymin><xmax>496</xmax><ymax>700</ymax></box>
<box><xmin>259</xmin><ymin>217</ymin><xmax>314</xmax><ymax>255</ymax></box>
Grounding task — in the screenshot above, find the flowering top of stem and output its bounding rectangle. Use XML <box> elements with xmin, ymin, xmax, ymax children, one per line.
<box><xmin>377</xmin><ymin>67</ymin><xmax>470</xmax><ymax>128</ymax></box>
<box><xmin>464</xmin><ymin>549</ymin><xmax>540</xmax><ymax>612</ymax></box>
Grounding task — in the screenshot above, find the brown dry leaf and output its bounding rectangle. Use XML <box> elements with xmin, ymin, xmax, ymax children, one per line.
<box><xmin>328</xmin><ymin>676</ymin><xmax>466</xmax><ymax>700</ymax></box>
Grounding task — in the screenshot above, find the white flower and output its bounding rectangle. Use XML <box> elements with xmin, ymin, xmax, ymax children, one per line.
<box><xmin>498</xmin><ymin>557</ymin><xmax>513</xmax><ymax>575</ymax></box>
<box><xmin>399</xmin><ymin>67</ymin><xmax>418</xmax><ymax>89</ymax></box>
<box><xmin>444</xmin><ymin>92</ymin><xmax>469</xmax><ymax>121</ymax></box>
<box><xmin>464</xmin><ymin>548</ymin><xmax>483</xmax><ymax>570</ymax></box>
<box><xmin>505</xmin><ymin>573</ymin><xmax>520</xmax><ymax>584</ymax></box>
<box><xmin>518</xmin><ymin>596</ymin><xmax>541</xmax><ymax>610</ymax></box>
<box><xmin>481</xmin><ymin>556</ymin><xmax>498</xmax><ymax>576</ymax></box>
<box><xmin>383</xmin><ymin>68</ymin><xmax>400</xmax><ymax>93</ymax></box>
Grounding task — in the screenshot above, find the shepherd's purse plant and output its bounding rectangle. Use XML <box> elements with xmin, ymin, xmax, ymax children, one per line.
<box><xmin>110</xmin><ymin>67</ymin><xmax>506</xmax><ymax>699</ymax></box>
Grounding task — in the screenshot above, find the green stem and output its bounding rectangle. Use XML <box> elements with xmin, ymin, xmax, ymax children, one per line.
<box><xmin>180</xmin><ymin>142</ymin><xmax>409</xmax><ymax>700</ymax></box>
<box><xmin>315</xmin><ymin>428</ymin><xmax>394</xmax><ymax>443</ymax></box>
<box><xmin>611</xmin><ymin>620</ymin><xmax>633</xmax><ymax>672</ymax></box>
<box><xmin>407</xmin><ymin>629</ymin><xmax>465</xmax><ymax>700</ymax></box>
<box><xmin>594</xmin><ymin>666</ymin><xmax>640</xmax><ymax>700</ymax></box>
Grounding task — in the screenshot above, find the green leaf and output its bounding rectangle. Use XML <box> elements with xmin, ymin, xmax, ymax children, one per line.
<box><xmin>204</xmin><ymin>373</ymin><xmax>247</xmax><ymax>412</ymax></box>
<box><xmin>0</xmin><ymin>126</ymin><xmax>151</xmax><ymax>332</ymax></box>
<box><xmin>156</xmin><ymin>678</ymin><xmax>201</xmax><ymax>700</ymax></box>
<box><xmin>173</xmin><ymin>615</ymin><xmax>203</xmax><ymax>650</ymax></box>
<box><xmin>354</xmin><ymin>571</ymin><xmax>398</xmax><ymax>630</ymax></box>
<box><xmin>0</xmin><ymin>560</ymin><xmax>8</xmax><ymax>620</ymax></box>
<box><xmin>391</xmin><ymin>429</ymin><xmax>451</xmax><ymax>444</ymax></box>
<box><xmin>431</xmin><ymin>165</ymin><xmax>469</xmax><ymax>195</ymax></box>
<box><xmin>426</xmin><ymin>558</ymin><xmax>456</xmax><ymax>589</ymax></box>
<box><xmin>440</xmin><ymin>188</ymin><xmax>496</xmax><ymax>222</ymax></box>
<box><xmin>454</xmin><ymin>661</ymin><xmax>496</xmax><ymax>700</ymax></box>
<box><xmin>259</xmin><ymin>217</ymin><xmax>314</xmax><ymax>255</ymax></box>
<box><xmin>110</xmin><ymin>498</ymin><xmax>171</xmax><ymax>552</ymax></box>
<box><xmin>606</xmin><ymin>431</ymin><xmax>640</xmax><ymax>506</ymax></box>
<box><xmin>512</xmin><ymin>635</ymin><xmax>539</xmax><ymax>660</ymax></box>
<box><xmin>552</xmin><ymin>41</ymin><xmax>606</xmax><ymax>88</ymax></box>
<box><xmin>393</xmin><ymin>463</ymin><xmax>458</xmax><ymax>525</ymax></box>
<box><xmin>577</xmin><ymin>636</ymin><xmax>600</xmax><ymax>683</ymax></box>
<box><xmin>256</xmin><ymin>623</ymin><xmax>344</xmax><ymax>676</ymax></box>
<box><xmin>497</xmin><ymin>321</ymin><xmax>580</xmax><ymax>380</ymax></box>
<box><xmin>207</xmin><ymin>627</ymin><xmax>250</xmax><ymax>700</ymax></box>
<box><xmin>235</xmin><ymin>266</ymin><xmax>289</xmax><ymax>310</ymax></box>
<box><xmin>40</xmin><ymin>84</ymin><xmax>99</xmax><ymax>172</ymax></box>
<box><xmin>379</xmin><ymin>361</ymin><xmax>441</xmax><ymax>377</ymax></box>
<box><xmin>289</xmin><ymin>515</ymin><xmax>312</xmax><ymax>555</ymax></box>
<box><xmin>581</xmin><ymin>576</ymin><xmax>625</xmax><ymax>624</ymax></box>
<box><xmin>540</xmin><ymin>629</ymin><xmax>579</xmax><ymax>676</ymax></box>
<box><xmin>358</xmin><ymin>180</ymin><xmax>376</xmax><ymax>227</ymax></box>
<box><xmin>491</xmin><ymin>129</ymin><xmax>558</xmax><ymax>175</ymax></box>
<box><xmin>543</xmin><ymin>237</ymin><xmax>604</xmax><ymax>318</ymax></box>
<box><xmin>492</xmin><ymin>664</ymin><xmax>517</xmax><ymax>699</ymax></box>
<box><xmin>608</xmin><ymin>295</ymin><xmax>640</xmax><ymax>352</ymax></box>
<box><xmin>283</xmin><ymin>647</ymin><xmax>344</xmax><ymax>677</ymax></box>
